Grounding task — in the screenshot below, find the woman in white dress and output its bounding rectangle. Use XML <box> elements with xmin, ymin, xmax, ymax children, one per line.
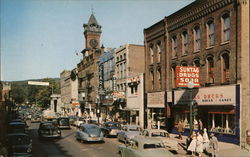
<box><xmin>196</xmin><ymin>131</ymin><xmax>204</xmax><ymax>157</ymax></box>
<box><xmin>188</xmin><ymin>131</ymin><xmax>197</xmax><ymax>156</ymax></box>
<box><xmin>203</xmin><ymin>128</ymin><xmax>210</xmax><ymax>153</ymax></box>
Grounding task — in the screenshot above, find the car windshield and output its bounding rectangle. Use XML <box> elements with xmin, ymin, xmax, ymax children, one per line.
<box><xmin>85</xmin><ymin>125</ymin><xmax>100</xmax><ymax>135</ymax></box>
<box><xmin>105</xmin><ymin>123</ymin><xmax>119</xmax><ymax>128</ymax></box>
<box><xmin>128</xmin><ymin>127</ymin><xmax>141</xmax><ymax>131</ymax></box>
<box><xmin>9</xmin><ymin>124</ymin><xmax>25</xmax><ymax>133</ymax></box>
<box><xmin>143</xmin><ymin>143</ymin><xmax>164</xmax><ymax>149</ymax></box>
<box><xmin>9</xmin><ymin>135</ymin><xmax>30</xmax><ymax>145</ymax></box>
<box><xmin>151</xmin><ymin>132</ymin><xmax>168</xmax><ymax>137</ymax></box>
<box><xmin>42</xmin><ymin>123</ymin><xmax>57</xmax><ymax>129</ymax></box>
<box><xmin>79</xmin><ymin>117</ymin><xmax>85</xmax><ymax>121</ymax></box>
<box><xmin>59</xmin><ymin>119</ymin><xmax>69</xmax><ymax>125</ymax></box>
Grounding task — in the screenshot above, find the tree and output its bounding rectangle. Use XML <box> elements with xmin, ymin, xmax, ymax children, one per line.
<box><xmin>11</xmin><ymin>83</ymin><xmax>26</xmax><ymax>104</ymax></box>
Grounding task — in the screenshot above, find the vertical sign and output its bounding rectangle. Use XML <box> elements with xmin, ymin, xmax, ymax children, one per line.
<box><xmin>175</xmin><ymin>66</ymin><xmax>200</xmax><ymax>87</ymax></box>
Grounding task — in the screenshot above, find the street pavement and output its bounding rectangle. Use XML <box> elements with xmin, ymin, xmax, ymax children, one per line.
<box><xmin>26</xmin><ymin>121</ymin><xmax>250</xmax><ymax>157</ymax></box>
<box><xmin>169</xmin><ymin>133</ymin><xmax>250</xmax><ymax>157</ymax></box>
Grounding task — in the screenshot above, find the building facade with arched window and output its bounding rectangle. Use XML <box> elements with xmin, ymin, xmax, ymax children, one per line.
<box><xmin>144</xmin><ymin>0</ymin><xmax>249</xmax><ymax>146</ymax></box>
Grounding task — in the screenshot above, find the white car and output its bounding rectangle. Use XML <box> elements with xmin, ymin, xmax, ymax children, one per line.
<box><xmin>117</xmin><ymin>125</ymin><xmax>142</xmax><ymax>143</ymax></box>
<box><xmin>140</xmin><ymin>129</ymin><xmax>178</xmax><ymax>151</ymax></box>
<box><xmin>74</xmin><ymin>117</ymin><xmax>86</xmax><ymax>127</ymax></box>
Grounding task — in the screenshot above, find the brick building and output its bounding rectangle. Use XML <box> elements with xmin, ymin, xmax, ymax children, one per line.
<box><xmin>144</xmin><ymin>0</ymin><xmax>249</xmax><ymax>145</ymax></box>
<box><xmin>77</xmin><ymin>13</ymin><xmax>105</xmax><ymax>119</ymax></box>
<box><xmin>114</xmin><ymin>44</ymin><xmax>145</xmax><ymax>124</ymax></box>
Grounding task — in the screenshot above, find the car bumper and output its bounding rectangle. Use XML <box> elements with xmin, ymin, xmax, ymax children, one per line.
<box><xmin>11</xmin><ymin>153</ymin><xmax>32</xmax><ymax>157</ymax></box>
<box><xmin>84</xmin><ymin>137</ymin><xmax>104</xmax><ymax>142</ymax></box>
<box><xmin>40</xmin><ymin>134</ymin><xmax>61</xmax><ymax>138</ymax></box>
<box><xmin>58</xmin><ymin>126</ymin><xmax>71</xmax><ymax>129</ymax></box>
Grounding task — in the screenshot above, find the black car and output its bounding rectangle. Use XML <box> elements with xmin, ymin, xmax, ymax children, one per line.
<box><xmin>57</xmin><ymin>117</ymin><xmax>70</xmax><ymax>129</ymax></box>
<box><xmin>8</xmin><ymin>122</ymin><xmax>27</xmax><ymax>134</ymax></box>
<box><xmin>101</xmin><ymin>122</ymin><xmax>121</xmax><ymax>137</ymax></box>
<box><xmin>38</xmin><ymin>121</ymin><xmax>61</xmax><ymax>139</ymax></box>
<box><xmin>6</xmin><ymin>133</ymin><xmax>32</xmax><ymax>157</ymax></box>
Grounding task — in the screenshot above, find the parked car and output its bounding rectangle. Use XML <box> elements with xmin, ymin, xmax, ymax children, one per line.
<box><xmin>8</xmin><ymin>122</ymin><xmax>27</xmax><ymax>134</ymax></box>
<box><xmin>57</xmin><ymin>117</ymin><xmax>70</xmax><ymax>129</ymax></box>
<box><xmin>38</xmin><ymin>121</ymin><xmax>61</xmax><ymax>139</ymax></box>
<box><xmin>6</xmin><ymin>133</ymin><xmax>32</xmax><ymax>157</ymax></box>
<box><xmin>117</xmin><ymin>125</ymin><xmax>142</xmax><ymax>143</ymax></box>
<box><xmin>68</xmin><ymin>116</ymin><xmax>78</xmax><ymax>126</ymax></box>
<box><xmin>140</xmin><ymin>129</ymin><xmax>178</xmax><ymax>151</ymax></box>
<box><xmin>75</xmin><ymin>124</ymin><xmax>104</xmax><ymax>143</ymax></box>
<box><xmin>101</xmin><ymin>122</ymin><xmax>121</xmax><ymax>137</ymax></box>
<box><xmin>31</xmin><ymin>116</ymin><xmax>41</xmax><ymax>123</ymax></box>
<box><xmin>74</xmin><ymin>117</ymin><xmax>86</xmax><ymax>127</ymax></box>
<box><xmin>118</xmin><ymin>136</ymin><xmax>175</xmax><ymax>157</ymax></box>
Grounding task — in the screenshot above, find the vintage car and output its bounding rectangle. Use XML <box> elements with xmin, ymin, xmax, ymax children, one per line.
<box><xmin>101</xmin><ymin>122</ymin><xmax>121</xmax><ymax>137</ymax></box>
<box><xmin>57</xmin><ymin>117</ymin><xmax>70</xmax><ymax>129</ymax></box>
<box><xmin>75</xmin><ymin>124</ymin><xmax>104</xmax><ymax>143</ymax></box>
<box><xmin>140</xmin><ymin>129</ymin><xmax>178</xmax><ymax>151</ymax></box>
<box><xmin>6</xmin><ymin>133</ymin><xmax>32</xmax><ymax>157</ymax></box>
<box><xmin>38</xmin><ymin>121</ymin><xmax>61</xmax><ymax>139</ymax></box>
<box><xmin>117</xmin><ymin>125</ymin><xmax>142</xmax><ymax>143</ymax></box>
<box><xmin>8</xmin><ymin>121</ymin><xmax>27</xmax><ymax>134</ymax></box>
<box><xmin>74</xmin><ymin>117</ymin><xmax>86</xmax><ymax>127</ymax></box>
<box><xmin>31</xmin><ymin>116</ymin><xmax>41</xmax><ymax>123</ymax></box>
<box><xmin>68</xmin><ymin>116</ymin><xmax>78</xmax><ymax>126</ymax></box>
<box><xmin>118</xmin><ymin>136</ymin><xmax>175</xmax><ymax>157</ymax></box>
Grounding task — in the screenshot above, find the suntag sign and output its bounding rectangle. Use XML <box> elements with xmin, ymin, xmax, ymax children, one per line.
<box><xmin>175</xmin><ymin>66</ymin><xmax>200</xmax><ymax>88</ymax></box>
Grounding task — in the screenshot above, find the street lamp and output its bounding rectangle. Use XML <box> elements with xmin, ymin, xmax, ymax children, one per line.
<box><xmin>187</xmin><ymin>81</ymin><xmax>194</xmax><ymax>135</ymax></box>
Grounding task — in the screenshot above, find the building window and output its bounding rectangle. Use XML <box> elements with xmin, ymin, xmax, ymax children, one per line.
<box><xmin>194</xmin><ymin>26</ymin><xmax>201</xmax><ymax>51</ymax></box>
<box><xmin>181</xmin><ymin>61</ymin><xmax>188</xmax><ymax>66</ymax></box>
<box><xmin>117</xmin><ymin>65</ymin><xmax>119</xmax><ymax>79</ymax></box>
<box><xmin>120</xmin><ymin>63</ymin><xmax>123</xmax><ymax>79</ymax></box>
<box><xmin>124</xmin><ymin>62</ymin><xmax>126</xmax><ymax>77</ymax></box>
<box><xmin>150</xmin><ymin>45</ymin><xmax>154</xmax><ymax>64</ymax></box>
<box><xmin>206</xmin><ymin>56</ymin><xmax>214</xmax><ymax>84</ymax></box>
<box><xmin>171</xmin><ymin>65</ymin><xmax>176</xmax><ymax>88</ymax></box>
<box><xmin>117</xmin><ymin>56</ymin><xmax>119</xmax><ymax>62</ymax></box>
<box><xmin>150</xmin><ymin>71</ymin><xmax>154</xmax><ymax>90</ymax></box>
<box><xmin>157</xmin><ymin>69</ymin><xmax>161</xmax><ymax>90</ymax></box>
<box><xmin>172</xmin><ymin>36</ymin><xmax>178</xmax><ymax>57</ymax></box>
<box><xmin>124</xmin><ymin>53</ymin><xmax>126</xmax><ymax>59</ymax></box>
<box><xmin>221</xmin><ymin>13</ymin><xmax>230</xmax><ymax>42</ymax></box>
<box><xmin>207</xmin><ymin>21</ymin><xmax>214</xmax><ymax>47</ymax></box>
<box><xmin>182</xmin><ymin>31</ymin><xmax>188</xmax><ymax>55</ymax></box>
<box><xmin>193</xmin><ymin>59</ymin><xmax>201</xmax><ymax>67</ymax></box>
<box><xmin>221</xmin><ymin>53</ymin><xmax>230</xmax><ymax>83</ymax></box>
<box><xmin>157</xmin><ymin>43</ymin><xmax>161</xmax><ymax>63</ymax></box>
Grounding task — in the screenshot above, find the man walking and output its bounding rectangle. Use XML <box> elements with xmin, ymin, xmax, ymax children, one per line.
<box><xmin>177</xmin><ymin>120</ymin><xmax>184</xmax><ymax>140</ymax></box>
<box><xmin>210</xmin><ymin>133</ymin><xmax>219</xmax><ymax>157</ymax></box>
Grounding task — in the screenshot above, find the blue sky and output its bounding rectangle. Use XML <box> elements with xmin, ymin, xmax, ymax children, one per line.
<box><xmin>1</xmin><ymin>0</ymin><xmax>194</xmax><ymax>81</ymax></box>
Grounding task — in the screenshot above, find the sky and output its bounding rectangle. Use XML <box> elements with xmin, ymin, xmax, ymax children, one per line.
<box><xmin>1</xmin><ymin>0</ymin><xmax>194</xmax><ymax>81</ymax></box>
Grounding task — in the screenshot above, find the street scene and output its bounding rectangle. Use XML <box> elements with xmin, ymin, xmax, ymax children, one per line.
<box><xmin>1</xmin><ymin>0</ymin><xmax>250</xmax><ymax>157</ymax></box>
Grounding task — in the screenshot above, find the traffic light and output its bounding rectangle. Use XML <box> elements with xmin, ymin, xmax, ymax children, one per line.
<box><xmin>192</xmin><ymin>100</ymin><xmax>198</xmax><ymax>116</ymax></box>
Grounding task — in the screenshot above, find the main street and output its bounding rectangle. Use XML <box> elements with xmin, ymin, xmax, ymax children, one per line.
<box><xmin>27</xmin><ymin>122</ymin><xmax>121</xmax><ymax>157</ymax></box>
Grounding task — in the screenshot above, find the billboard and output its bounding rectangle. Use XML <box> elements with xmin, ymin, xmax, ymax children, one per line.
<box><xmin>28</xmin><ymin>81</ymin><xmax>49</xmax><ymax>86</ymax></box>
<box><xmin>175</xmin><ymin>66</ymin><xmax>200</xmax><ymax>88</ymax></box>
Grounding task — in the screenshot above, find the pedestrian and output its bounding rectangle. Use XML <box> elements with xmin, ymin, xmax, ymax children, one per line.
<box><xmin>198</xmin><ymin>119</ymin><xmax>203</xmax><ymax>132</ymax></box>
<box><xmin>203</xmin><ymin>128</ymin><xmax>210</xmax><ymax>154</ymax></box>
<box><xmin>210</xmin><ymin>133</ymin><xmax>219</xmax><ymax>157</ymax></box>
<box><xmin>187</xmin><ymin>131</ymin><xmax>197</xmax><ymax>156</ymax></box>
<box><xmin>177</xmin><ymin>120</ymin><xmax>184</xmax><ymax>140</ymax></box>
<box><xmin>196</xmin><ymin>131</ymin><xmax>204</xmax><ymax>157</ymax></box>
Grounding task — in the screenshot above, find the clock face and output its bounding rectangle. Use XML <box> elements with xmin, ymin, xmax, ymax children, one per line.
<box><xmin>90</xmin><ymin>39</ymin><xmax>98</xmax><ymax>48</ymax></box>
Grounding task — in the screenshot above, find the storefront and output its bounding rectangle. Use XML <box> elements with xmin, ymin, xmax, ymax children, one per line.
<box><xmin>172</xmin><ymin>85</ymin><xmax>240</xmax><ymax>144</ymax></box>
<box><xmin>147</xmin><ymin>91</ymin><xmax>166</xmax><ymax>129</ymax></box>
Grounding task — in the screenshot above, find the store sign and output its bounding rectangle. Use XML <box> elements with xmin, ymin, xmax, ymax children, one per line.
<box><xmin>113</xmin><ymin>91</ymin><xmax>125</xmax><ymax>99</ymax></box>
<box><xmin>147</xmin><ymin>92</ymin><xmax>165</xmax><ymax>108</ymax></box>
<box><xmin>174</xmin><ymin>85</ymin><xmax>236</xmax><ymax>106</ymax></box>
<box><xmin>175</xmin><ymin>66</ymin><xmax>200</xmax><ymax>87</ymax></box>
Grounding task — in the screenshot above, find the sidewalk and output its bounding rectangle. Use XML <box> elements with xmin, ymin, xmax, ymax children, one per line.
<box><xmin>169</xmin><ymin>133</ymin><xmax>250</xmax><ymax>157</ymax></box>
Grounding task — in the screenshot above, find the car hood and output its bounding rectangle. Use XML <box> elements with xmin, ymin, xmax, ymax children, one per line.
<box><xmin>126</xmin><ymin>132</ymin><xmax>141</xmax><ymax>138</ymax></box>
<box><xmin>12</xmin><ymin>145</ymin><xmax>31</xmax><ymax>154</ymax></box>
<box><xmin>141</xmin><ymin>148</ymin><xmax>174</xmax><ymax>157</ymax></box>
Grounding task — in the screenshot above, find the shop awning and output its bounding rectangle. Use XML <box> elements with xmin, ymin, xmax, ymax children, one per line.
<box><xmin>208</xmin><ymin>109</ymin><xmax>235</xmax><ymax>114</ymax></box>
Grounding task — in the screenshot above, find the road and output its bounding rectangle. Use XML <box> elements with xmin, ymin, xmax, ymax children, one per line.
<box><xmin>27</xmin><ymin>122</ymin><xmax>121</xmax><ymax>157</ymax></box>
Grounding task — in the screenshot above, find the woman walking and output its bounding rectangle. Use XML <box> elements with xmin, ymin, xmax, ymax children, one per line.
<box><xmin>196</xmin><ymin>131</ymin><xmax>204</xmax><ymax>157</ymax></box>
<box><xmin>188</xmin><ymin>131</ymin><xmax>197</xmax><ymax>156</ymax></box>
<box><xmin>203</xmin><ymin>128</ymin><xmax>210</xmax><ymax>153</ymax></box>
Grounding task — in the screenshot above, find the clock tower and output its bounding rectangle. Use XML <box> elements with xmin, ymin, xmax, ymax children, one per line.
<box><xmin>83</xmin><ymin>13</ymin><xmax>102</xmax><ymax>49</ymax></box>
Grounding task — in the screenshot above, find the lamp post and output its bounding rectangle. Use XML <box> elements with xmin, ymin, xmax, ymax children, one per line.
<box><xmin>187</xmin><ymin>81</ymin><xmax>194</xmax><ymax>135</ymax></box>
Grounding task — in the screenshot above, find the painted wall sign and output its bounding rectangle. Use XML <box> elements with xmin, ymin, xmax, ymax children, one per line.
<box><xmin>175</xmin><ymin>66</ymin><xmax>200</xmax><ymax>87</ymax></box>
<box><xmin>147</xmin><ymin>92</ymin><xmax>165</xmax><ymax>108</ymax></box>
<box><xmin>174</xmin><ymin>85</ymin><xmax>236</xmax><ymax>106</ymax></box>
